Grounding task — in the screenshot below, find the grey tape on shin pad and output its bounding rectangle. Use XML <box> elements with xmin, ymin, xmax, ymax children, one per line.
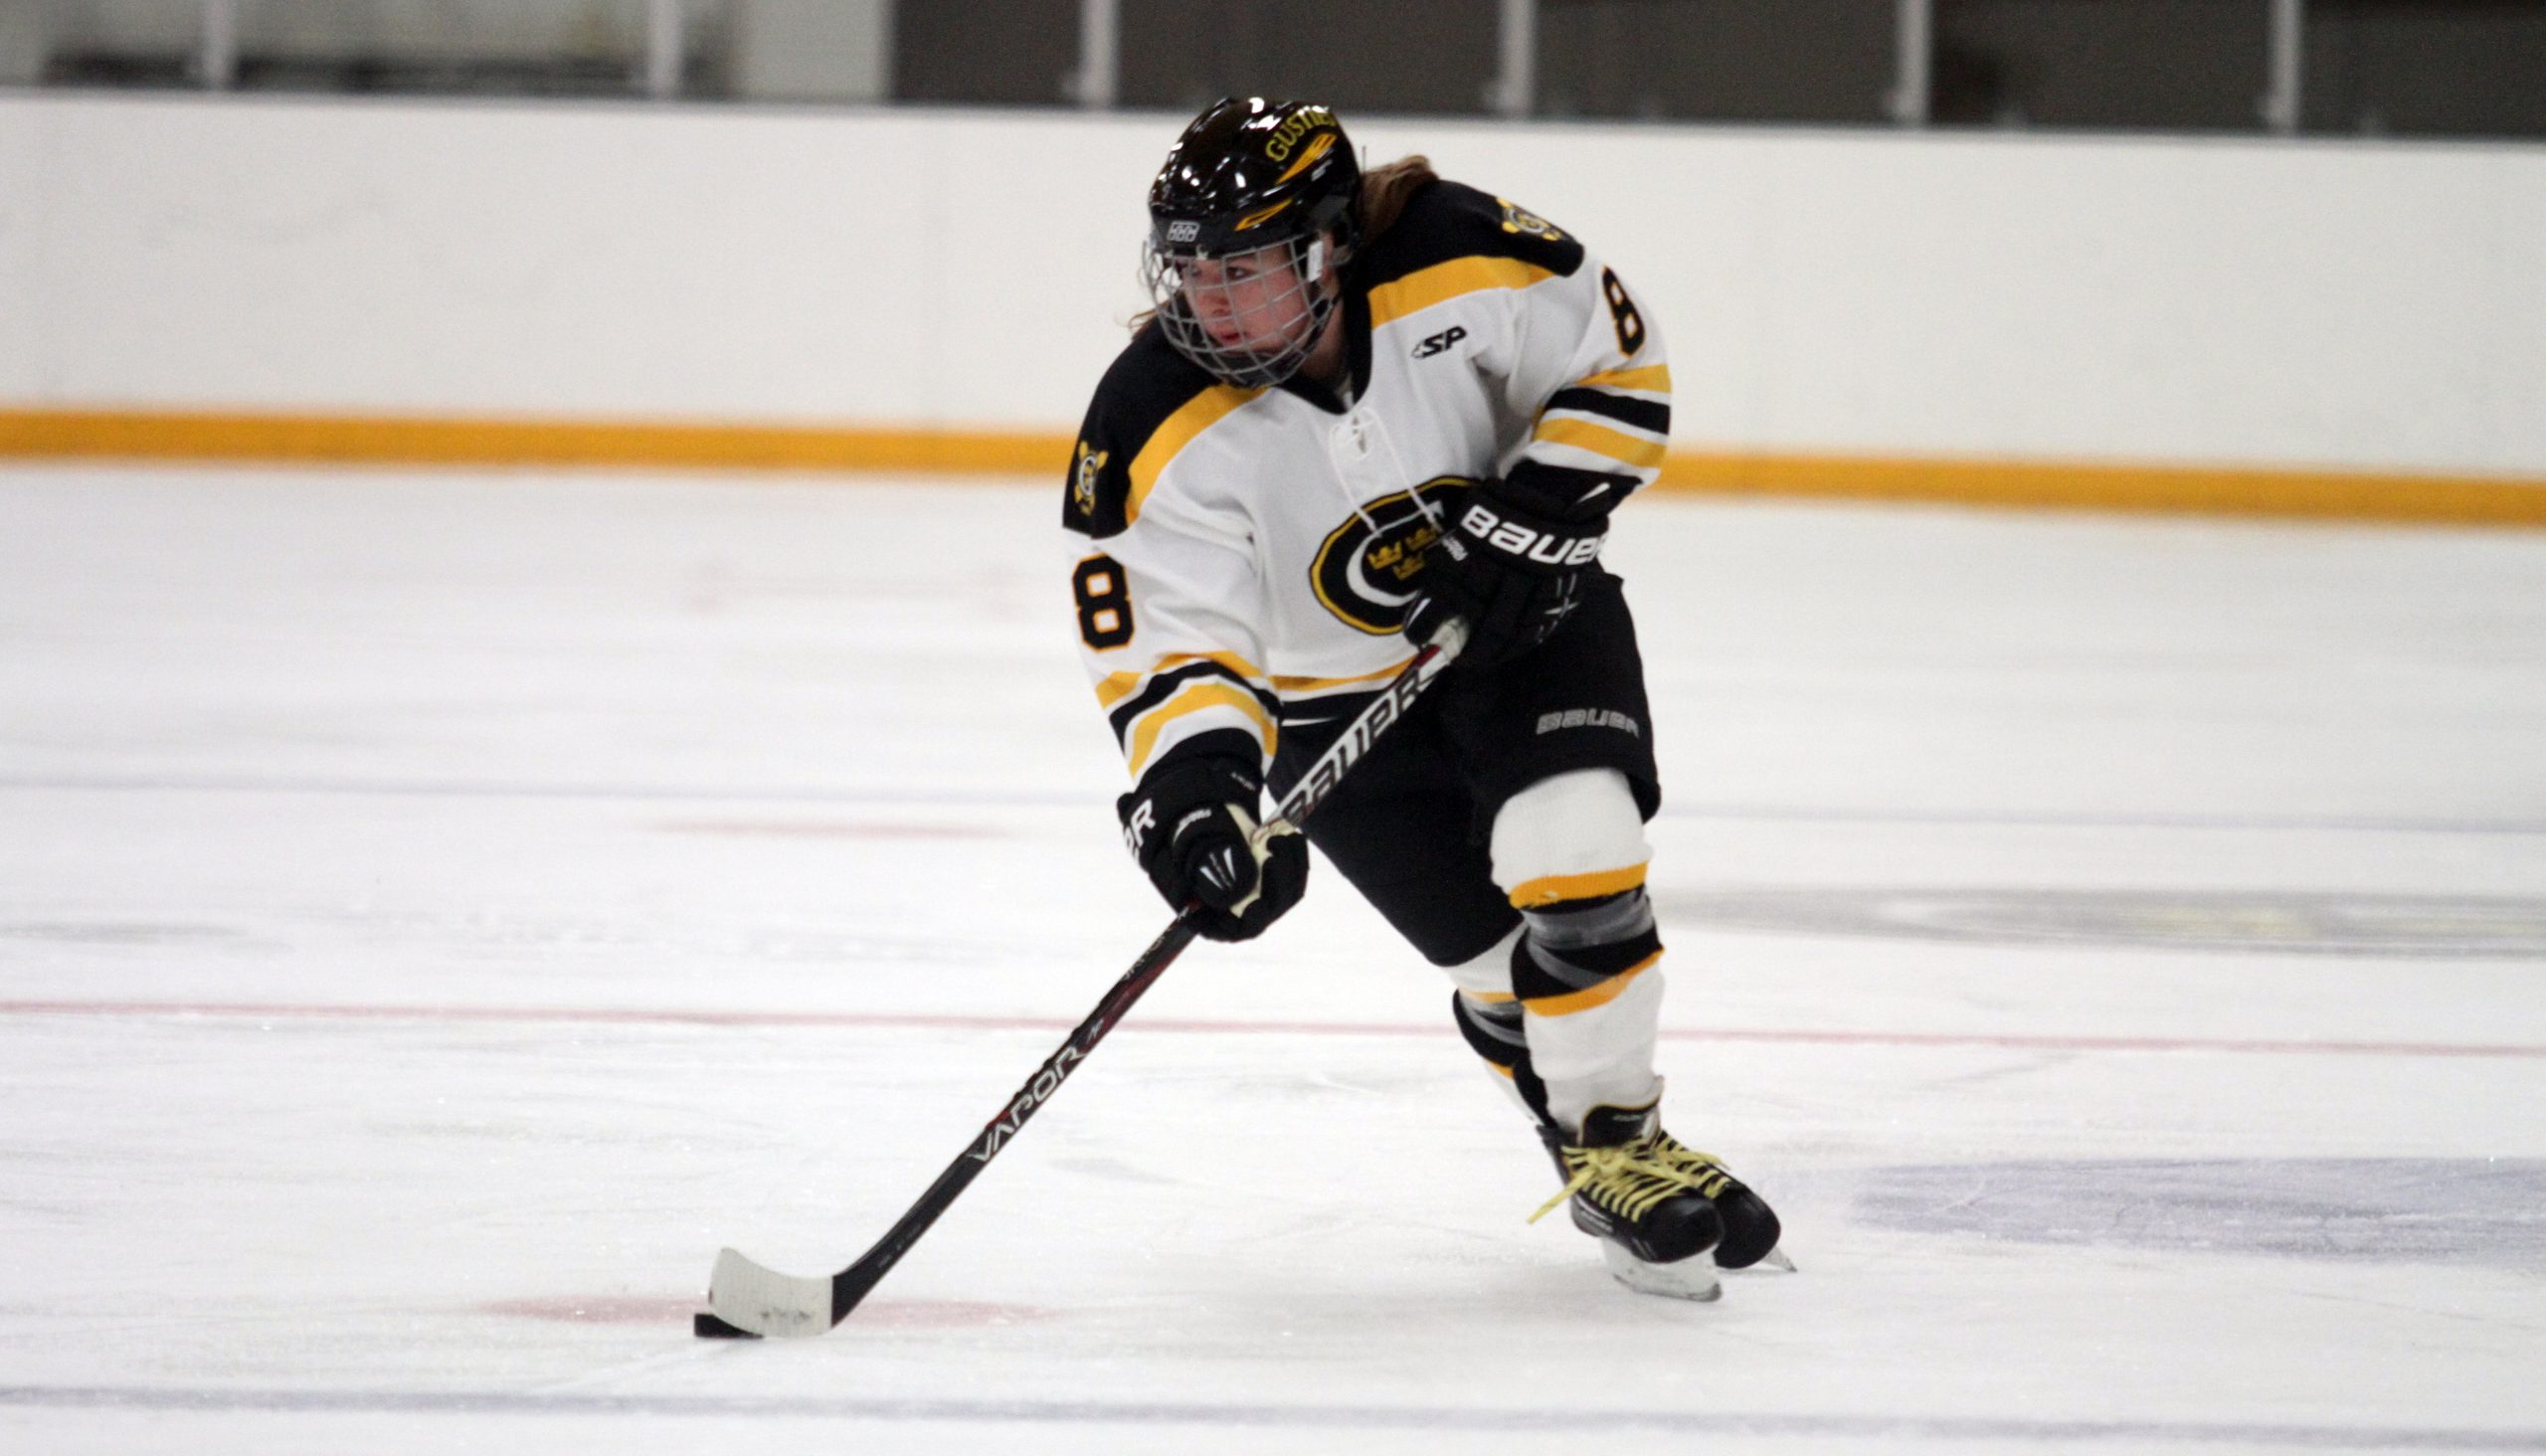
<box><xmin>1451</xmin><ymin>992</ymin><xmax>1550</xmax><ymax>1121</ymax></box>
<box><xmin>1513</xmin><ymin>888</ymin><xmax>1661</xmax><ymax>1001</ymax></box>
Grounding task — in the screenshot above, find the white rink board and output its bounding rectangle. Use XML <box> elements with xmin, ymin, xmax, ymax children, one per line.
<box><xmin>2</xmin><ymin>467</ymin><xmax>2544</xmax><ymax>1453</ymax></box>
<box><xmin>3</xmin><ymin>94</ymin><xmax>2544</xmax><ymax>474</ymax></box>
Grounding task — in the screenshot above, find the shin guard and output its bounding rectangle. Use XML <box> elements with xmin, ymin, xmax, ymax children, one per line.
<box><xmin>1511</xmin><ymin>886</ymin><xmax>1666</xmax><ymax>1135</ymax></box>
<box><xmin>1491</xmin><ymin>769</ymin><xmax>1665</xmax><ymax>1137</ymax></box>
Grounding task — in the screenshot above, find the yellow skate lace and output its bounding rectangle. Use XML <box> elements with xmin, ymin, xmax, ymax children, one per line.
<box><xmin>1647</xmin><ymin>1133</ymin><xmax>1736</xmax><ymax>1198</ymax></box>
<box><xmin>1528</xmin><ymin>1139</ymin><xmax>1708</xmax><ymax>1225</ymax></box>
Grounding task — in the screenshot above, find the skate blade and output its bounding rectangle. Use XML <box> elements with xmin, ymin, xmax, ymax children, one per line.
<box><xmin>1729</xmin><ymin>1245</ymin><xmax>1798</xmax><ymax>1274</ymax></box>
<box><xmin>1601</xmin><ymin>1240</ymin><xmax>1723</xmax><ymax>1302</ymax></box>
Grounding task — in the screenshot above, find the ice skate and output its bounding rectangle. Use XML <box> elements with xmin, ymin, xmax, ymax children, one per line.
<box><xmin>1642</xmin><ymin>1127</ymin><xmax>1790</xmax><ymax>1270</ymax></box>
<box><xmin>1533</xmin><ymin>1102</ymin><xmax>1727</xmax><ymax>1301</ymax></box>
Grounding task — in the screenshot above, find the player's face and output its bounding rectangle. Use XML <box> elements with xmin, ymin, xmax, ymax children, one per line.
<box><xmin>1182</xmin><ymin>243</ymin><xmax>1323</xmax><ymax>355</ymax></box>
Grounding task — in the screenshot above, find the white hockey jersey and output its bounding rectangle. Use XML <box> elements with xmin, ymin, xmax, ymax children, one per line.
<box><xmin>1062</xmin><ymin>180</ymin><xmax>1671</xmax><ymax>786</ymax></box>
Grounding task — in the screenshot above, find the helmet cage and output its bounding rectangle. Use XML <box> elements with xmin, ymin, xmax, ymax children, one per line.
<box><xmin>1141</xmin><ymin>97</ymin><xmax>1360</xmax><ymax>388</ymax></box>
<box><xmin>1142</xmin><ymin>232</ymin><xmax>1338</xmax><ymax>390</ymax></box>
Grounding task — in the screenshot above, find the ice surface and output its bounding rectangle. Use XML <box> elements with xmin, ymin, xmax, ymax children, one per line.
<box><xmin>3</xmin><ymin>465</ymin><xmax>2544</xmax><ymax>1453</ymax></box>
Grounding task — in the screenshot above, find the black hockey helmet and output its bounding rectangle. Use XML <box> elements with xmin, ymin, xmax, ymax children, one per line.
<box><xmin>1147</xmin><ymin>96</ymin><xmax>1362</xmax><ymax>262</ymax></box>
<box><xmin>1142</xmin><ymin>97</ymin><xmax>1361</xmax><ymax>387</ymax></box>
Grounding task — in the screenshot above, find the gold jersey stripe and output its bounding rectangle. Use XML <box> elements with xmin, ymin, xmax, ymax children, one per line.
<box><xmin>1269</xmin><ymin>657</ymin><xmax>1415</xmax><ymax>693</ymax></box>
<box><xmin>1523</xmin><ymin>951</ymin><xmax>1661</xmax><ymax>1018</ymax></box>
<box><xmin>1095</xmin><ymin>650</ymin><xmax>1272</xmax><ymax>708</ymax></box>
<box><xmin>1368</xmin><ymin>256</ymin><xmax>1557</xmax><ymax>328</ymax></box>
<box><xmin>1531</xmin><ymin>417</ymin><xmax>1669</xmax><ymax>472</ymax></box>
<box><xmin>1507</xmin><ymin>861</ymin><xmax>1650</xmax><ymax>909</ymax></box>
<box><xmin>1128</xmin><ymin>386</ymin><xmax>1264</xmax><ymax>526</ymax></box>
<box><xmin>1126</xmin><ymin>680</ymin><xmax>1278</xmax><ymax>778</ymax></box>
<box><xmin>1572</xmin><ymin>364</ymin><xmax>1674</xmax><ymax>396</ymax></box>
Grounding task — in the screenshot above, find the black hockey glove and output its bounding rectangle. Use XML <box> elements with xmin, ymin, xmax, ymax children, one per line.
<box><xmin>1404</xmin><ymin>475</ymin><xmax>1618</xmax><ymax>668</ymax></box>
<box><xmin>1116</xmin><ymin>756</ymin><xmax>1308</xmax><ymax>943</ymax></box>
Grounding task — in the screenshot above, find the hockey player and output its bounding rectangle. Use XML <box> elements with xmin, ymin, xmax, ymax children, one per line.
<box><xmin>1063</xmin><ymin>96</ymin><xmax>1781</xmax><ymax>1299</ymax></box>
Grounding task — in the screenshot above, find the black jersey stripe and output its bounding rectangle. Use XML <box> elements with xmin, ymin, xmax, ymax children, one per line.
<box><xmin>1546</xmin><ymin>387</ymin><xmax>1672</xmax><ymax>437</ymax></box>
<box><xmin>1133</xmin><ymin>725</ymin><xmax>1271</xmax><ymax>787</ymax></box>
<box><xmin>1505</xmin><ymin>458</ymin><xmax>1645</xmax><ymax>514</ymax></box>
<box><xmin>1107</xmin><ymin>658</ymin><xmax>1283</xmax><ymax>743</ymax></box>
<box><xmin>1273</xmin><ymin>685</ymin><xmax>1380</xmax><ymax>730</ymax></box>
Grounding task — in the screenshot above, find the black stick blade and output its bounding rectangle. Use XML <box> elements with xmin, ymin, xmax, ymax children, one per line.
<box><xmin>693</xmin><ymin>1310</ymin><xmax>761</xmax><ymax>1339</ymax></box>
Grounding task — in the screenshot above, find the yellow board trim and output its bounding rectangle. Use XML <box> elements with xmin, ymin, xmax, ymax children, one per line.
<box><xmin>1649</xmin><ymin>450</ymin><xmax>2546</xmax><ymax>528</ymax></box>
<box><xmin>1533</xmin><ymin>417</ymin><xmax>1669</xmax><ymax>471</ymax></box>
<box><xmin>1508</xmin><ymin>862</ymin><xmax>1650</xmax><ymax>910</ymax></box>
<box><xmin>1095</xmin><ymin>650</ymin><xmax>1270</xmax><ymax>709</ymax></box>
<box><xmin>1127</xmin><ymin>388</ymin><xmax>1262</xmax><ymax>526</ymax></box>
<box><xmin>1125</xmin><ymin>680</ymin><xmax>1276</xmax><ymax>779</ymax></box>
<box><xmin>5</xmin><ymin>410</ymin><xmax>2541</xmax><ymax>529</ymax></box>
<box><xmin>0</xmin><ymin>408</ymin><xmax>1071</xmax><ymax>474</ymax></box>
<box><xmin>1524</xmin><ymin>951</ymin><xmax>1660</xmax><ymax>1018</ymax></box>
<box><xmin>1367</xmin><ymin>257</ymin><xmax>1557</xmax><ymax>328</ymax></box>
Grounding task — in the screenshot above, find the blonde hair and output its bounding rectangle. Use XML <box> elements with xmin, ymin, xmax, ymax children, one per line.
<box><xmin>1355</xmin><ymin>155</ymin><xmax>1440</xmax><ymax>242</ymax></box>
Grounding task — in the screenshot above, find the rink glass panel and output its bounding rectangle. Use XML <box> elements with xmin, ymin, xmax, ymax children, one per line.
<box><xmin>2302</xmin><ymin>0</ymin><xmax>2546</xmax><ymax>140</ymax></box>
<box><xmin>10</xmin><ymin>1</ymin><xmax>2545</xmax><ymax>137</ymax></box>
<box><xmin>1533</xmin><ymin>0</ymin><xmax>1896</xmax><ymax>124</ymax></box>
<box><xmin>1114</xmin><ymin>0</ymin><xmax>1502</xmax><ymax>115</ymax></box>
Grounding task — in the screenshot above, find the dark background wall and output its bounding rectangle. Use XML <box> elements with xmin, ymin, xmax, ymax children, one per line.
<box><xmin>18</xmin><ymin>0</ymin><xmax>2543</xmax><ymax>139</ymax></box>
<box><xmin>1536</xmin><ymin>0</ymin><xmax>1899</xmax><ymax>124</ymax></box>
<box><xmin>891</xmin><ymin>0</ymin><xmax>2546</xmax><ymax>141</ymax></box>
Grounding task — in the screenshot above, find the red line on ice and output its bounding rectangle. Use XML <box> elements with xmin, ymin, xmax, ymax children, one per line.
<box><xmin>0</xmin><ymin>1000</ymin><xmax>2538</xmax><ymax>1059</ymax></box>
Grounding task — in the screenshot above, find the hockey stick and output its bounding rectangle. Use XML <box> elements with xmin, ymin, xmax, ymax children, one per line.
<box><xmin>696</xmin><ymin>621</ymin><xmax>1468</xmax><ymax>1339</ymax></box>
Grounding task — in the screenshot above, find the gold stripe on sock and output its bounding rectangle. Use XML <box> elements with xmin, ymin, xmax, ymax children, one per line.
<box><xmin>1507</xmin><ymin>862</ymin><xmax>1648</xmax><ymax>909</ymax></box>
<box><xmin>1523</xmin><ymin>951</ymin><xmax>1660</xmax><ymax>1017</ymax></box>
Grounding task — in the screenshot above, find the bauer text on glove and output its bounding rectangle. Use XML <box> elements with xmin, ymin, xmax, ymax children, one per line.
<box><xmin>1404</xmin><ymin>474</ymin><xmax>1626</xmax><ymax>667</ymax></box>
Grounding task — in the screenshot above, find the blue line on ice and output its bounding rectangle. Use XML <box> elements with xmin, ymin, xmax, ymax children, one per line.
<box><xmin>2</xmin><ymin>1387</ymin><xmax>2542</xmax><ymax>1447</ymax></box>
<box><xmin>5</xmin><ymin>773</ymin><xmax>2540</xmax><ymax>838</ymax></box>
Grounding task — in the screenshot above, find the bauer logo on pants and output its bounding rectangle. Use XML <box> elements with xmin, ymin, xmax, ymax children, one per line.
<box><xmin>1537</xmin><ymin>708</ymin><xmax>1641</xmax><ymax>737</ymax></box>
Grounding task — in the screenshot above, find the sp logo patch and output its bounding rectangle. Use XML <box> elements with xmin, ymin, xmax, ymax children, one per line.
<box><xmin>1411</xmin><ymin>324</ymin><xmax>1468</xmax><ymax>359</ymax></box>
<box><xmin>1309</xmin><ymin>476</ymin><xmax>1475</xmax><ymax>635</ymax></box>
